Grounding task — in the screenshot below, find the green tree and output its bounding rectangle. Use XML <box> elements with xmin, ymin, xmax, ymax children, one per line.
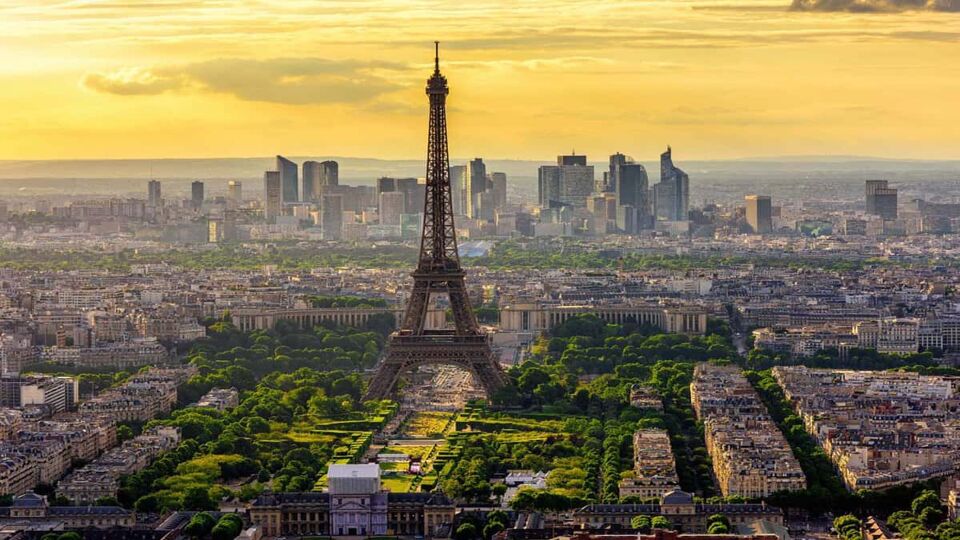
<box><xmin>911</xmin><ymin>490</ymin><xmax>942</xmax><ymax>516</ymax></box>
<box><xmin>184</xmin><ymin>512</ymin><xmax>216</xmax><ymax>537</ymax></box>
<box><xmin>134</xmin><ymin>494</ymin><xmax>159</xmax><ymax>513</ymax></box>
<box><xmin>483</xmin><ymin>521</ymin><xmax>505</xmax><ymax>539</ymax></box>
<box><xmin>455</xmin><ymin>522</ymin><xmax>479</xmax><ymax>540</ymax></box>
<box><xmin>631</xmin><ymin>515</ymin><xmax>652</xmax><ymax>532</ymax></box>
<box><xmin>833</xmin><ymin>514</ymin><xmax>863</xmax><ymax>540</ymax></box>
<box><xmin>211</xmin><ymin>514</ymin><xmax>245</xmax><ymax>540</ymax></box>
<box><xmin>651</xmin><ymin>516</ymin><xmax>672</xmax><ymax>530</ymax></box>
<box><xmin>182</xmin><ymin>486</ymin><xmax>217</xmax><ymax>511</ymax></box>
<box><xmin>116</xmin><ymin>424</ymin><xmax>134</xmax><ymax>442</ymax></box>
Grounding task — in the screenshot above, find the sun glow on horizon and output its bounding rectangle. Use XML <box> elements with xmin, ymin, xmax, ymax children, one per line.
<box><xmin>1</xmin><ymin>0</ymin><xmax>958</xmax><ymax>160</ymax></box>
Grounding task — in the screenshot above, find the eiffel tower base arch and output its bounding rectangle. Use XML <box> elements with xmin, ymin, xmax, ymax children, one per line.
<box><xmin>363</xmin><ymin>335</ymin><xmax>508</xmax><ymax>401</ymax></box>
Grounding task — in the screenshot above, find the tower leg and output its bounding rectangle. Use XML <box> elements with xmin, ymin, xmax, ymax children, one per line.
<box><xmin>364</xmin><ymin>358</ymin><xmax>403</xmax><ymax>401</ymax></box>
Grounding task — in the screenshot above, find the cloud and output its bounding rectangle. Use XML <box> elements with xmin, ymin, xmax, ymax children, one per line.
<box><xmin>81</xmin><ymin>67</ymin><xmax>187</xmax><ymax>95</ymax></box>
<box><xmin>791</xmin><ymin>0</ymin><xmax>959</xmax><ymax>11</ymax></box>
<box><xmin>82</xmin><ymin>57</ymin><xmax>407</xmax><ymax>105</ymax></box>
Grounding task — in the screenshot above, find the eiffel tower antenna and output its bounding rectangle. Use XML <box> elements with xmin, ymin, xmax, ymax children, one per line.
<box><xmin>363</xmin><ymin>42</ymin><xmax>508</xmax><ymax>401</ymax></box>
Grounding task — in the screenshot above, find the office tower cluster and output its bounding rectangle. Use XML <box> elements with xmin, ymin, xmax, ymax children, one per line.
<box><xmin>258</xmin><ymin>154</ymin><xmax>513</xmax><ymax>241</ymax></box>
<box><xmin>536</xmin><ymin>147</ymin><xmax>689</xmax><ymax>236</ymax></box>
<box><xmin>538</xmin><ymin>154</ymin><xmax>594</xmax><ymax>211</ymax></box>
<box><xmin>302</xmin><ymin>160</ymin><xmax>339</xmax><ymax>202</ymax></box>
<box><xmin>448</xmin><ymin>158</ymin><xmax>509</xmax><ymax>223</ymax></box>
<box><xmin>262</xmin><ymin>156</ymin><xmax>353</xmax><ymax>239</ymax></box>
<box><xmin>373</xmin><ymin>177</ymin><xmax>425</xmax><ymax>240</ymax></box>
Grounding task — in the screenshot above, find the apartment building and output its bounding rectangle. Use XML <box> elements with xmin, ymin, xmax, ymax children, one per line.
<box><xmin>619</xmin><ymin>429</ymin><xmax>679</xmax><ymax>499</ymax></box>
<box><xmin>690</xmin><ymin>364</ymin><xmax>806</xmax><ymax>498</ymax></box>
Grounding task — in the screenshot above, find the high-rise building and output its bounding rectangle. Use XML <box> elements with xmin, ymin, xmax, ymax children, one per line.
<box><xmin>745</xmin><ymin>195</ymin><xmax>773</xmax><ymax>234</ymax></box>
<box><xmin>190</xmin><ymin>181</ymin><xmax>204</xmax><ymax>210</ymax></box>
<box><xmin>490</xmin><ymin>172</ymin><xmax>507</xmax><ymax>211</ymax></box>
<box><xmin>379</xmin><ymin>191</ymin><xmax>405</xmax><ymax>226</ymax></box>
<box><xmin>320</xmin><ymin>160</ymin><xmax>339</xmax><ymax>187</ymax></box>
<box><xmin>608</xmin><ymin>153</ymin><xmax>628</xmax><ymax>193</ymax></box>
<box><xmin>321</xmin><ymin>193</ymin><xmax>343</xmax><ymax>241</ymax></box>
<box><xmin>449</xmin><ymin>165</ymin><xmax>466</xmax><ymax>215</ymax></box>
<box><xmin>609</xmin><ymin>153</ymin><xmax>650</xmax><ymax>233</ymax></box>
<box><xmin>302</xmin><ymin>161</ymin><xmax>320</xmax><ymax>202</ymax></box>
<box><xmin>865</xmin><ymin>180</ymin><xmax>898</xmax><ymax>220</ymax></box>
<box><xmin>538</xmin><ymin>154</ymin><xmax>594</xmax><ymax>209</ymax></box>
<box><xmin>263</xmin><ymin>171</ymin><xmax>282</xmax><ymax>222</ymax></box>
<box><xmin>377</xmin><ymin>177</ymin><xmax>424</xmax><ymax>215</ymax></box>
<box><xmin>653</xmin><ymin>146</ymin><xmax>689</xmax><ymax>222</ymax></box>
<box><xmin>465</xmin><ymin>158</ymin><xmax>487</xmax><ymax>219</ymax></box>
<box><xmin>538</xmin><ymin>167</ymin><xmax>560</xmax><ymax>208</ymax></box>
<box><xmin>227</xmin><ymin>181</ymin><xmax>242</xmax><ymax>204</ymax></box>
<box><xmin>303</xmin><ymin>160</ymin><xmax>339</xmax><ymax>202</ymax></box>
<box><xmin>147</xmin><ymin>180</ymin><xmax>162</xmax><ymax>207</ymax></box>
<box><xmin>277</xmin><ymin>155</ymin><xmax>298</xmax><ymax>203</ymax></box>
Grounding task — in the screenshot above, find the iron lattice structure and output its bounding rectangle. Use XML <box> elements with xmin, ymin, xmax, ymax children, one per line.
<box><xmin>363</xmin><ymin>43</ymin><xmax>508</xmax><ymax>401</ymax></box>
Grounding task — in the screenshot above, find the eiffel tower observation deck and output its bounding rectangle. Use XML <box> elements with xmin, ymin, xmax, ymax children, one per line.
<box><xmin>363</xmin><ymin>43</ymin><xmax>508</xmax><ymax>401</ymax></box>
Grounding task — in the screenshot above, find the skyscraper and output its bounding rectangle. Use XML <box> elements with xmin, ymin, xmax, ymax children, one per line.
<box><xmin>538</xmin><ymin>154</ymin><xmax>594</xmax><ymax>209</ymax></box>
<box><xmin>321</xmin><ymin>193</ymin><xmax>343</xmax><ymax>240</ymax></box>
<box><xmin>379</xmin><ymin>191</ymin><xmax>405</xmax><ymax>226</ymax></box>
<box><xmin>303</xmin><ymin>160</ymin><xmax>339</xmax><ymax>202</ymax></box>
<box><xmin>276</xmin><ymin>155</ymin><xmax>298</xmax><ymax>203</ymax></box>
<box><xmin>449</xmin><ymin>165</ymin><xmax>466</xmax><ymax>215</ymax></box>
<box><xmin>302</xmin><ymin>161</ymin><xmax>320</xmax><ymax>202</ymax></box>
<box><xmin>865</xmin><ymin>180</ymin><xmax>898</xmax><ymax>220</ymax></box>
<box><xmin>465</xmin><ymin>158</ymin><xmax>487</xmax><ymax>219</ymax></box>
<box><xmin>653</xmin><ymin>146</ymin><xmax>689</xmax><ymax>222</ymax></box>
<box><xmin>320</xmin><ymin>160</ymin><xmax>339</xmax><ymax>187</ymax></box>
<box><xmin>147</xmin><ymin>180</ymin><xmax>162</xmax><ymax>207</ymax></box>
<box><xmin>191</xmin><ymin>181</ymin><xmax>204</xmax><ymax>210</ymax></box>
<box><xmin>263</xmin><ymin>171</ymin><xmax>282</xmax><ymax>222</ymax></box>
<box><xmin>490</xmin><ymin>172</ymin><xmax>507</xmax><ymax>211</ymax></box>
<box><xmin>745</xmin><ymin>195</ymin><xmax>772</xmax><ymax>234</ymax></box>
<box><xmin>608</xmin><ymin>153</ymin><xmax>628</xmax><ymax>193</ymax></box>
<box><xmin>609</xmin><ymin>153</ymin><xmax>650</xmax><ymax>233</ymax></box>
<box><xmin>227</xmin><ymin>180</ymin><xmax>242</xmax><ymax>204</ymax></box>
<box><xmin>377</xmin><ymin>177</ymin><xmax>424</xmax><ymax>215</ymax></box>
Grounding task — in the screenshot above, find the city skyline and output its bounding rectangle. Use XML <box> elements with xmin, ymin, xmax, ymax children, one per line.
<box><xmin>1</xmin><ymin>1</ymin><xmax>959</xmax><ymax>161</ymax></box>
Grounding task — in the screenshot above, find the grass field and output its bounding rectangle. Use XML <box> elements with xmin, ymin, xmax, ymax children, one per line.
<box><xmin>401</xmin><ymin>412</ymin><xmax>454</xmax><ymax>438</ymax></box>
<box><xmin>381</xmin><ymin>474</ymin><xmax>416</xmax><ymax>492</ymax></box>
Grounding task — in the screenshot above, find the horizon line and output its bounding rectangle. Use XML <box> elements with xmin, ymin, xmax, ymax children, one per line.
<box><xmin>3</xmin><ymin>154</ymin><xmax>960</xmax><ymax>164</ymax></box>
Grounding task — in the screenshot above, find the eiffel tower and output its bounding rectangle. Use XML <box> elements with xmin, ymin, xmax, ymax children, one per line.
<box><xmin>363</xmin><ymin>43</ymin><xmax>508</xmax><ymax>401</ymax></box>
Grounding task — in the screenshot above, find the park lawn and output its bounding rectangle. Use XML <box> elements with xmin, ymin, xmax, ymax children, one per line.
<box><xmin>378</xmin><ymin>461</ymin><xmax>408</xmax><ymax>472</ymax></box>
<box><xmin>381</xmin><ymin>474</ymin><xmax>415</xmax><ymax>493</ymax></box>
<box><xmin>491</xmin><ymin>431</ymin><xmax>557</xmax><ymax>443</ymax></box>
<box><xmin>402</xmin><ymin>412</ymin><xmax>453</xmax><ymax>438</ymax></box>
<box><xmin>382</xmin><ymin>445</ymin><xmax>435</xmax><ymax>460</ymax></box>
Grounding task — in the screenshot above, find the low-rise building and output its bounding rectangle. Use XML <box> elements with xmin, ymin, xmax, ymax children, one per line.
<box><xmin>619</xmin><ymin>430</ymin><xmax>679</xmax><ymax>499</ymax></box>
<box><xmin>573</xmin><ymin>490</ymin><xmax>783</xmax><ymax>533</ymax></box>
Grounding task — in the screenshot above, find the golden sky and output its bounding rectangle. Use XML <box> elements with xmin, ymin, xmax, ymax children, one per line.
<box><xmin>1</xmin><ymin>0</ymin><xmax>958</xmax><ymax>160</ymax></box>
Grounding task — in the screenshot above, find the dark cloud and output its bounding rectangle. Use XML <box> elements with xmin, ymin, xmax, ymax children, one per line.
<box><xmin>82</xmin><ymin>57</ymin><xmax>407</xmax><ymax>105</ymax></box>
<box><xmin>791</xmin><ymin>0</ymin><xmax>959</xmax><ymax>11</ymax></box>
